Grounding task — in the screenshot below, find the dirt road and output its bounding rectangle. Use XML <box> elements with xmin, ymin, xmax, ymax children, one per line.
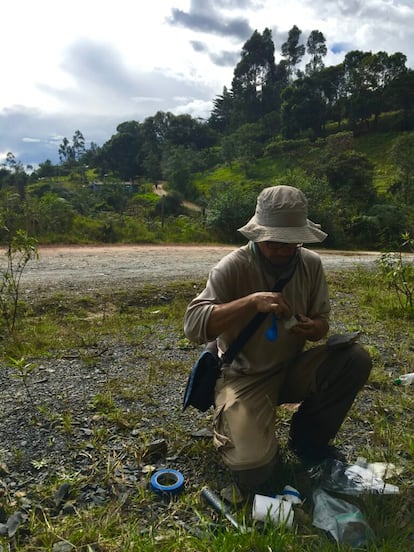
<box><xmin>13</xmin><ymin>244</ymin><xmax>382</xmax><ymax>295</ymax></box>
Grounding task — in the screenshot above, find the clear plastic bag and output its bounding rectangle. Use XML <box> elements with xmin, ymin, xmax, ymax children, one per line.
<box><xmin>313</xmin><ymin>488</ymin><xmax>374</xmax><ymax>548</ymax></box>
<box><xmin>309</xmin><ymin>459</ymin><xmax>399</xmax><ymax>495</ymax></box>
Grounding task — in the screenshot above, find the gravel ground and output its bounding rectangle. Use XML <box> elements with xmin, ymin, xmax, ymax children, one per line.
<box><xmin>0</xmin><ymin>245</ymin><xmax>405</xmax><ymax>545</ymax></box>
<box><xmin>17</xmin><ymin>244</ymin><xmax>382</xmax><ymax>295</ymax></box>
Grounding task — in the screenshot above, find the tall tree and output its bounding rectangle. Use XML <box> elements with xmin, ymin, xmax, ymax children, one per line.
<box><xmin>161</xmin><ymin>145</ymin><xmax>195</xmax><ymax>198</ymax></box>
<box><xmin>3</xmin><ymin>153</ymin><xmax>27</xmax><ymax>200</ymax></box>
<box><xmin>231</xmin><ymin>28</ymin><xmax>277</xmax><ymax>124</ymax></box>
<box><xmin>281</xmin><ymin>25</ymin><xmax>305</xmax><ymax>80</ymax></box>
<box><xmin>305</xmin><ymin>30</ymin><xmax>327</xmax><ymax>75</ymax></box>
<box><xmin>343</xmin><ymin>50</ymin><xmax>407</xmax><ymax>128</ymax></box>
<box><xmin>141</xmin><ymin>112</ymin><xmax>173</xmax><ymax>180</ymax></box>
<box><xmin>98</xmin><ymin>121</ymin><xmax>143</xmax><ymax>181</ymax></box>
<box><xmin>162</xmin><ymin>113</ymin><xmax>216</xmax><ymax>150</ymax></box>
<box><xmin>317</xmin><ymin>64</ymin><xmax>347</xmax><ymax>129</ymax></box>
<box><xmin>72</xmin><ymin>130</ymin><xmax>86</xmax><ymax>162</ymax></box>
<box><xmin>386</xmin><ymin>68</ymin><xmax>414</xmax><ymax>124</ymax></box>
<box><xmin>209</xmin><ymin>86</ymin><xmax>235</xmax><ymax>132</ymax></box>
<box><xmin>280</xmin><ymin>76</ymin><xmax>326</xmax><ymax>138</ymax></box>
<box><xmin>36</xmin><ymin>160</ymin><xmax>57</xmax><ymax>178</ymax></box>
<box><xmin>58</xmin><ymin>137</ymin><xmax>73</xmax><ymax>165</ymax></box>
<box><xmin>140</xmin><ymin>111</ymin><xmax>216</xmax><ymax>180</ymax></box>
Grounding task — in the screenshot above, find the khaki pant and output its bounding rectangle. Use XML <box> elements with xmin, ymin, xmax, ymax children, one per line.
<box><xmin>213</xmin><ymin>343</ymin><xmax>372</xmax><ymax>477</ymax></box>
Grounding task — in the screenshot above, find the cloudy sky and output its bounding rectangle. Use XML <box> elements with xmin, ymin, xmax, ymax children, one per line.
<box><xmin>2</xmin><ymin>0</ymin><xmax>414</xmax><ymax>167</ymax></box>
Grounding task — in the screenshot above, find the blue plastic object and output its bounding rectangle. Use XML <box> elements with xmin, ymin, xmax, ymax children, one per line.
<box><xmin>265</xmin><ymin>313</ymin><xmax>278</xmax><ymax>342</ymax></box>
<box><xmin>150</xmin><ymin>469</ymin><xmax>185</xmax><ymax>495</ymax></box>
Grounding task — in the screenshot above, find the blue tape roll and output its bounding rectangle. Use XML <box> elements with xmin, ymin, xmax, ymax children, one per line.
<box><xmin>150</xmin><ymin>469</ymin><xmax>185</xmax><ymax>495</ymax></box>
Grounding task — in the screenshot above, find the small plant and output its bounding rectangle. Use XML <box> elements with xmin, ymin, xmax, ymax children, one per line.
<box><xmin>31</xmin><ymin>457</ymin><xmax>49</xmax><ymax>470</ymax></box>
<box><xmin>12</xmin><ymin>447</ymin><xmax>24</xmax><ymax>468</ymax></box>
<box><xmin>9</xmin><ymin>356</ymin><xmax>38</xmax><ymax>413</ymax></box>
<box><xmin>378</xmin><ymin>232</ymin><xmax>414</xmax><ymax>311</ymax></box>
<box><xmin>61</xmin><ymin>411</ymin><xmax>74</xmax><ymax>435</ymax></box>
<box><xmin>91</xmin><ymin>392</ymin><xmax>115</xmax><ymax>413</ymax></box>
<box><xmin>0</xmin><ymin>229</ymin><xmax>38</xmax><ymax>333</ymax></box>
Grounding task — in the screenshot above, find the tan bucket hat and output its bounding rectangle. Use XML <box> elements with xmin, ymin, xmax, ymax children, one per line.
<box><xmin>238</xmin><ymin>185</ymin><xmax>327</xmax><ymax>243</ymax></box>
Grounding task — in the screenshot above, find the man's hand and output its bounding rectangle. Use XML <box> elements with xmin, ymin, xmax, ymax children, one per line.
<box><xmin>206</xmin><ymin>291</ymin><xmax>292</xmax><ymax>339</ymax></box>
<box><xmin>288</xmin><ymin>314</ymin><xmax>328</xmax><ymax>342</ymax></box>
<box><xmin>252</xmin><ymin>291</ymin><xmax>293</xmax><ymax>319</ymax></box>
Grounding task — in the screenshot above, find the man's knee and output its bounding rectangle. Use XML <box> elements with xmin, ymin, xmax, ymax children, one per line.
<box><xmin>214</xmin><ymin>393</ymin><xmax>278</xmax><ymax>471</ymax></box>
<box><xmin>322</xmin><ymin>343</ymin><xmax>372</xmax><ymax>388</ymax></box>
<box><xmin>346</xmin><ymin>343</ymin><xmax>372</xmax><ymax>383</ymax></box>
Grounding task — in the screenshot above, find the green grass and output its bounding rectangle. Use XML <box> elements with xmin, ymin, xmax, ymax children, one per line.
<box><xmin>354</xmin><ymin>131</ymin><xmax>403</xmax><ymax>194</ymax></box>
<box><xmin>0</xmin><ymin>271</ymin><xmax>413</xmax><ymax>550</ymax></box>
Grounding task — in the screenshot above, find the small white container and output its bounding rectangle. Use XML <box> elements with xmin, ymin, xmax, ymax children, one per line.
<box><xmin>252</xmin><ymin>494</ymin><xmax>294</xmax><ymax>527</ymax></box>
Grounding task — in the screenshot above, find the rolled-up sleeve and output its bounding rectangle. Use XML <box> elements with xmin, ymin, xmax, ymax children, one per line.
<box><xmin>183</xmin><ymin>295</ymin><xmax>215</xmax><ymax>344</ymax></box>
<box><xmin>184</xmin><ymin>250</ymin><xmax>242</xmax><ymax>344</ymax></box>
<box><xmin>183</xmin><ymin>266</ymin><xmax>228</xmax><ymax>344</ymax></box>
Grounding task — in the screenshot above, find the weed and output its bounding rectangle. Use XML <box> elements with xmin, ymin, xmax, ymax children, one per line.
<box><xmin>61</xmin><ymin>411</ymin><xmax>74</xmax><ymax>435</ymax></box>
<box><xmin>11</xmin><ymin>447</ymin><xmax>24</xmax><ymax>468</ymax></box>
<box><xmin>0</xmin><ymin>229</ymin><xmax>38</xmax><ymax>334</ymax></box>
<box><xmin>8</xmin><ymin>356</ymin><xmax>38</xmax><ymax>414</ymax></box>
<box><xmin>91</xmin><ymin>392</ymin><xmax>115</xmax><ymax>413</ymax></box>
<box><xmin>31</xmin><ymin>457</ymin><xmax>49</xmax><ymax>470</ymax></box>
<box><xmin>91</xmin><ymin>427</ymin><xmax>110</xmax><ymax>445</ymax></box>
<box><xmin>378</xmin><ymin>233</ymin><xmax>414</xmax><ymax>311</ymax></box>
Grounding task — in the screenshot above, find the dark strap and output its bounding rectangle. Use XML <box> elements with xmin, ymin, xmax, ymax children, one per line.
<box><xmin>221</xmin><ymin>268</ymin><xmax>296</xmax><ymax>365</ymax></box>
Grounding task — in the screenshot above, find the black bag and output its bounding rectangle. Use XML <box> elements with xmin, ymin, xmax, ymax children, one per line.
<box><xmin>182</xmin><ymin>265</ymin><xmax>297</xmax><ymax>412</ymax></box>
<box><xmin>326</xmin><ymin>331</ymin><xmax>360</xmax><ymax>350</ymax></box>
<box><xmin>182</xmin><ymin>341</ymin><xmax>222</xmax><ymax>412</ymax></box>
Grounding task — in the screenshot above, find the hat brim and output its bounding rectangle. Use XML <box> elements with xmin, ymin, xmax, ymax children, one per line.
<box><xmin>238</xmin><ymin>216</ymin><xmax>327</xmax><ymax>243</ymax></box>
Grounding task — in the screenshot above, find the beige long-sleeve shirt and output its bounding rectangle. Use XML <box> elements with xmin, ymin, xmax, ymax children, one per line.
<box><xmin>184</xmin><ymin>243</ymin><xmax>330</xmax><ymax>376</ymax></box>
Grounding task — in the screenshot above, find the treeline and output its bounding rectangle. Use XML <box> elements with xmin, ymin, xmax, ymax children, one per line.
<box><xmin>35</xmin><ymin>26</ymin><xmax>414</xmax><ymax>185</ymax></box>
<box><xmin>1</xmin><ymin>26</ymin><xmax>414</xmax><ymax>249</ymax></box>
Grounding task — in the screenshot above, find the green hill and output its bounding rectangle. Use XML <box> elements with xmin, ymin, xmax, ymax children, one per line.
<box><xmin>194</xmin><ymin>122</ymin><xmax>413</xmax><ymax>199</ymax></box>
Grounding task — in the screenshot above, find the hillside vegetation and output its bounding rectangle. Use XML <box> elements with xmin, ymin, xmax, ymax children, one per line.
<box><xmin>0</xmin><ymin>122</ymin><xmax>412</xmax><ymax>252</ymax></box>
<box><xmin>1</xmin><ymin>25</ymin><xmax>414</xmax><ymax>250</ymax></box>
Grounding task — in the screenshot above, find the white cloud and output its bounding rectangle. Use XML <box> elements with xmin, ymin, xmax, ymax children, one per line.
<box><xmin>1</xmin><ymin>0</ymin><xmax>414</xmax><ymax>165</ymax></box>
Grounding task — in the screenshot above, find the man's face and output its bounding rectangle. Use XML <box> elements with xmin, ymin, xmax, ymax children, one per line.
<box><xmin>257</xmin><ymin>241</ymin><xmax>301</xmax><ymax>266</ymax></box>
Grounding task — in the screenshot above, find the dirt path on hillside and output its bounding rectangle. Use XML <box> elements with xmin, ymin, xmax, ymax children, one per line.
<box><xmin>153</xmin><ymin>182</ymin><xmax>202</xmax><ymax>212</ymax></box>
<box><xmin>11</xmin><ymin>244</ymin><xmax>383</xmax><ymax>296</ymax></box>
